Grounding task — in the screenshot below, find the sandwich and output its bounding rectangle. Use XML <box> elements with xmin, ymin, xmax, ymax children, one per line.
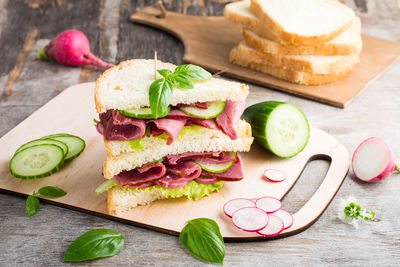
<box><xmin>94</xmin><ymin>59</ymin><xmax>253</xmax><ymax>215</ymax></box>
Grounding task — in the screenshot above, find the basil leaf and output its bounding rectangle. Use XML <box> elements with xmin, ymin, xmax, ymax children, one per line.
<box><xmin>157</xmin><ymin>69</ymin><xmax>173</xmax><ymax>78</ymax></box>
<box><xmin>179</xmin><ymin>218</ymin><xmax>225</xmax><ymax>264</ymax></box>
<box><xmin>38</xmin><ymin>186</ymin><xmax>66</xmax><ymax>198</ymax></box>
<box><xmin>174</xmin><ymin>64</ymin><xmax>212</xmax><ymax>81</ymax></box>
<box><xmin>26</xmin><ymin>195</ymin><xmax>40</xmax><ymax>217</ymax></box>
<box><xmin>172</xmin><ymin>74</ymin><xmax>194</xmax><ymax>89</ymax></box>
<box><xmin>63</xmin><ymin>229</ymin><xmax>124</xmax><ymax>262</ymax></box>
<box><xmin>149</xmin><ymin>78</ymin><xmax>173</xmax><ymax>118</ymax></box>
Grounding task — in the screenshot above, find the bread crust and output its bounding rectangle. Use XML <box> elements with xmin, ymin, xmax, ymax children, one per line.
<box><xmin>230</xmin><ymin>47</ymin><xmax>356</xmax><ymax>85</ymax></box>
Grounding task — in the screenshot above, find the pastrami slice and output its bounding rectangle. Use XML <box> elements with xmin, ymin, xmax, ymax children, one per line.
<box><xmin>115</xmin><ymin>163</ymin><xmax>167</xmax><ymax>186</ymax></box>
<box><xmin>216</xmin><ymin>99</ymin><xmax>246</xmax><ymax>140</ymax></box>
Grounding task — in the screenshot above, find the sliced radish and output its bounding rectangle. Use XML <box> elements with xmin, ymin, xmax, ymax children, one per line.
<box><xmin>249</xmin><ymin>198</ymin><xmax>258</xmax><ymax>203</ymax></box>
<box><xmin>352</xmin><ymin>137</ymin><xmax>398</xmax><ymax>182</ymax></box>
<box><xmin>223</xmin><ymin>198</ymin><xmax>255</xmax><ymax>218</ymax></box>
<box><xmin>194</xmin><ymin>177</ymin><xmax>220</xmax><ymax>184</ymax></box>
<box><xmin>263</xmin><ymin>169</ymin><xmax>287</xmax><ymax>182</ymax></box>
<box><xmin>257</xmin><ymin>214</ymin><xmax>284</xmax><ymax>237</ymax></box>
<box><xmin>255</xmin><ymin>196</ymin><xmax>282</xmax><ymax>213</ymax></box>
<box><xmin>232</xmin><ymin>207</ymin><xmax>269</xmax><ymax>232</ymax></box>
<box><xmin>272</xmin><ymin>209</ymin><xmax>293</xmax><ymax>230</ymax></box>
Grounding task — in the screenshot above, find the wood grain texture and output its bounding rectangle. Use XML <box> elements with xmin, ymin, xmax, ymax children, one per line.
<box><xmin>0</xmin><ymin>0</ymin><xmax>399</xmax><ymax>266</ymax></box>
<box><xmin>130</xmin><ymin>6</ymin><xmax>400</xmax><ymax>108</ymax></box>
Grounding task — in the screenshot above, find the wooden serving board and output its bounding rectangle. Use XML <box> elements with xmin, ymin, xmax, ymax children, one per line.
<box><xmin>0</xmin><ymin>83</ymin><xmax>350</xmax><ymax>241</ymax></box>
<box><xmin>130</xmin><ymin>7</ymin><xmax>400</xmax><ymax>108</ymax></box>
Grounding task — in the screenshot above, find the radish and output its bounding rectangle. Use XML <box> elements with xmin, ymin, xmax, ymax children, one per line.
<box><xmin>38</xmin><ymin>29</ymin><xmax>113</xmax><ymax>69</ymax></box>
<box><xmin>257</xmin><ymin>214</ymin><xmax>284</xmax><ymax>237</ymax></box>
<box><xmin>272</xmin><ymin>209</ymin><xmax>293</xmax><ymax>230</ymax></box>
<box><xmin>255</xmin><ymin>196</ymin><xmax>282</xmax><ymax>213</ymax></box>
<box><xmin>231</xmin><ymin>207</ymin><xmax>269</xmax><ymax>232</ymax></box>
<box><xmin>352</xmin><ymin>137</ymin><xmax>399</xmax><ymax>182</ymax></box>
<box><xmin>223</xmin><ymin>198</ymin><xmax>255</xmax><ymax>218</ymax></box>
<box><xmin>263</xmin><ymin>169</ymin><xmax>287</xmax><ymax>182</ymax></box>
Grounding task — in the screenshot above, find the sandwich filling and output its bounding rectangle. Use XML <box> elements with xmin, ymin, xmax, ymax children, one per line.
<box><xmin>114</xmin><ymin>151</ymin><xmax>244</xmax><ymax>189</ymax></box>
<box><xmin>98</xmin><ymin>99</ymin><xmax>245</xmax><ymax>144</ymax></box>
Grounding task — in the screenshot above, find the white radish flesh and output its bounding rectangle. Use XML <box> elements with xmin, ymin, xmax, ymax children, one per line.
<box><xmin>232</xmin><ymin>207</ymin><xmax>269</xmax><ymax>232</ymax></box>
<box><xmin>273</xmin><ymin>209</ymin><xmax>293</xmax><ymax>230</ymax></box>
<box><xmin>223</xmin><ymin>198</ymin><xmax>256</xmax><ymax>218</ymax></box>
<box><xmin>352</xmin><ymin>137</ymin><xmax>396</xmax><ymax>182</ymax></box>
<box><xmin>263</xmin><ymin>169</ymin><xmax>287</xmax><ymax>182</ymax></box>
<box><xmin>256</xmin><ymin>196</ymin><xmax>282</xmax><ymax>213</ymax></box>
<box><xmin>257</xmin><ymin>214</ymin><xmax>284</xmax><ymax>237</ymax></box>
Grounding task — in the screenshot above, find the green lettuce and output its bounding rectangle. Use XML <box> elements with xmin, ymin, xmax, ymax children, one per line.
<box><xmin>97</xmin><ymin>179</ymin><xmax>224</xmax><ymax>200</ymax></box>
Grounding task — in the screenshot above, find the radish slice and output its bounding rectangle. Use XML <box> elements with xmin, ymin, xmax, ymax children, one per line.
<box><xmin>263</xmin><ymin>169</ymin><xmax>287</xmax><ymax>182</ymax></box>
<box><xmin>223</xmin><ymin>198</ymin><xmax>255</xmax><ymax>218</ymax></box>
<box><xmin>249</xmin><ymin>198</ymin><xmax>258</xmax><ymax>202</ymax></box>
<box><xmin>257</xmin><ymin>214</ymin><xmax>284</xmax><ymax>237</ymax></box>
<box><xmin>273</xmin><ymin>209</ymin><xmax>293</xmax><ymax>230</ymax></box>
<box><xmin>96</xmin><ymin>122</ymin><xmax>104</xmax><ymax>136</ymax></box>
<box><xmin>255</xmin><ymin>196</ymin><xmax>282</xmax><ymax>213</ymax></box>
<box><xmin>352</xmin><ymin>137</ymin><xmax>397</xmax><ymax>182</ymax></box>
<box><xmin>194</xmin><ymin>177</ymin><xmax>219</xmax><ymax>184</ymax></box>
<box><xmin>232</xmin><ymin>207</ymin><xmax>269</xmax><ymax>232</ymax></box>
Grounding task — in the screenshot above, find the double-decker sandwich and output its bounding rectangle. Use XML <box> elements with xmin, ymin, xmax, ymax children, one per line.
<box><xmin>94</xmin><ymin>59</ymin><xmax>253</xmax><ymax>215</ymax></box>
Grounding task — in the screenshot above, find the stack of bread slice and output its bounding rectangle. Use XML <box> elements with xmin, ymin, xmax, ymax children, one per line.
<box><xmin>224</xmin><ymin>0</ymin><xmax>362</xmax><ymax>85</ymax></box>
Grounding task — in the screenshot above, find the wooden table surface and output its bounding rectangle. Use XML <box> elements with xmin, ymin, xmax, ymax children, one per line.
<box><xmin>0</xmin><ymin>0</ymin><xmax>399</xmax><ymax>266</ymax></box>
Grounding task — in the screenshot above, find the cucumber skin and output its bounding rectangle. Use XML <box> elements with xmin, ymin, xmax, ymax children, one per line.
<box><xmin>41</xmin><ymin>134</ymin><xmax>86</xmax><ymax>162</ymax></box>
<box><xmin>9</xmin><ymin>144</ymin><xmax>65</xmax><ymax>179</ymax></box>
<box><xmin>242</xmin><ymin>101</ymin><xmax>309</xmax><ymax>158</ymax></box>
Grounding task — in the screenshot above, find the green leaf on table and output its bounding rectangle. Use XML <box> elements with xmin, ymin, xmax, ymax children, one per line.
<box><xmin>179</xmin><ymin>218</ymin><xmax>225</xmax><ymax>264</ymax></box>
<box><xmin>149</xmin><ymin>78</ymin><xmax>173</xmax><ymax>118</ymax></box>
<box><xmin>63</xmin><ymin>229</ymin><xmax>124</xmax><ymax>262</ymax></box>
<box><xmin>26</xmin><ymin>195</ymin><xmax>40</xmax><ymax>217</ymax></box>
<box><xmin>38</xmin><ymin>186</ymin><xmax>67</xmax><ymax>198</ymax></box>
<box><xmin>173</xmin><ymin>64</ymin><xmax>212</xmax><ymax>81</ymax></box>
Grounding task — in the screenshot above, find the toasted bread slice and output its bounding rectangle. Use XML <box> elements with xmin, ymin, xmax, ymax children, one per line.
<box><xmin>95</xmin><ymin>59</ymin><xmax>249</xmax><ymax>113</ymax></box>
<box><xmin>236</xmin><ymin>41</ymin><xmax>360</xmax><ymax>75</ymax></box>
<box><xmin>102</xmin><ymin>120</ymin><xmax>253</xmax><ymax>179</ymax></box>
<box><xmin>249</xmin><ymin>0</ymin><xmax>355</xmax><ymax>46</ymax></box>
<box><xmin>243</xmin><ymin>17</ymin><xmax>362</xmax><ymax>56</ymax></box>
<box><xmin>230</xmin><ymin>47</ymin><xmax>355</xmax><ymax>85</ymax></box>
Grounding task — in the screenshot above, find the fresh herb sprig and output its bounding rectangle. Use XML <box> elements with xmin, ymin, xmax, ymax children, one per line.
<box><xmin>63</xmin><ymin>229</ymin><xmax>124</xmax><ymax>262</ymax></box>
<box><xmin>344</xmin><ymin>202</ymin><xmax>375</xmax><ymax>221</ymax></box>
<box><xmin>149</xmin><ymin>64</ymin><xmax>212</xmax><ymax>118</ymax></box>
<box><xmin>26</xmin><ymin>186</ymin><xmax>67</xmax><ymax>217</ymax></box>
<box><xmin>179</xmin><ymin>218</ymin><xmax>225</xmax><ymax>264</ymax></box>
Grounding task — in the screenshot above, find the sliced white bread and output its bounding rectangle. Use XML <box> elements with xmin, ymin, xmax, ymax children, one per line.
<box><xmin>236</xmin><ymin>41</ymin><xmax>360</xmax><ymax>75</ymax></box>
<box><xmin>103</xmin><ymin>120</ymin><xmax>253</xmax><ymax>179</ymax></box>
<box><xmin>230</xmin><ymin>47</ymin><xmax>353</xmax><ymax>85</ymax></box>
<box><xmin>249</xmin><ymin>0</ymin><xmax>355</xmax><ymax>46</ymax></box>
<box><xmin>95</xmin><ymin>59</ymin><xmax>249</xmax><ymax>113</ymax></box>
<box><xmin>243</xmin><ymin>17</ymin><xmax>362</xmax><ymax>56</ymax></box>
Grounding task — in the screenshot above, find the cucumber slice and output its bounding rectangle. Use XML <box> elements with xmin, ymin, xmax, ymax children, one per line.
<box><xmin>16</xmin><ymin>139</ymin><xmax>69</xmax><ymax>157</ymax></box>
<box><xmin>42</xmin><ymin>134</ymin><xmax>85</xmax><ymax>161</ymax></box>
<box><xmin>194</xmin><ymin>152</ymin><xmax>237</xmax><ymax>173</ymax></box>
<box><xmin>9</xmin><ymin>144</ymin><xmax>65</xmax><ymax>179</ymax></box>
<box><xmin>178</xmin><ymin>101</ymin><xmax>225</xmax><ymax>119</ymax></box>
<box><xmin>119</xmin><ymin>106</ymin><xmax>171</xmax><ymax>119</ymax></box>
<box><xmin>243</xmin><ymin>101</ymin><xmax>309</xmax><ymax>158</ymax></box>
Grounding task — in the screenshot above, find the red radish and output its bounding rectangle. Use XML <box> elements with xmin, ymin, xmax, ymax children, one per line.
<box><xmin>249</xmin><ymin>198</ymin><xmax>258</xmax><ymax>202</ymax></box>
<box><xmin>257</xmin><ymin>214</ymin><xmax>284</xmax><ymax>237</ymax></box>
<box><xmin>38</xmin><ymin>29</ymin><xmax>113</xmax><ymax>69</ymax></box>
<box><xmin>96</xmin><ymin>122</ymin><xmax>104</xmax><ymax>136</ymax></box>
<box><xmin>263</xmin><ymin>169</ymin><xmax>287</xmax><ymax>182</ymax></box>
<box><xmin>352</xmin><ymin>137</ymin><xmax>399</xmax><ymax>182</ymax></box>
<box><xmin>194</xmin><ymin>177</ymin><xmax>219</xmax><ymax>184</ymax></box>
<box><xmin>223</xmin><ymin>198</ymin><xmax>255</xmax><ymax>218</ymax></box>
<box><xmin>272</xmin><ymin>209</ymin><xmax>293</xmax><ymax>230</ymax></box>
<box><xmin>232</xmin><ymin>207</ymin><xmax>269</xmax><ymax>232</ymax></box>
<box><xmin>255</xmin><ymin>196</ymin><xmax>282</xmax><ymax>213</ymax></box>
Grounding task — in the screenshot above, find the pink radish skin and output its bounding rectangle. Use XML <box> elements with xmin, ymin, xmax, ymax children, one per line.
<box><xmin>272</xmin><ymin>209</ymin><xmax>293</xmax><ymax>230</ymax></box>
<box><xmin>42</xmin><ymin>30</ymin><xmax>113</xmax><ymax>68</ymax></box>
<box><xmin>223</xmin><ymin>198</ymin><xmax>255</xmax><ymax>218</ymax></box>
<box><xmin>232</xmin><ymin>207</ymin><xmax>269</xmax><ymax>232</ymax></box>
<box><xmin>263</xmin><ymin>169</ymin><xmax>287</xmax><ymax>182</ymax></box>
<box><xmin>257</xmin><ymin>214</ymin><xmax>284</xmax><ymax>237</ymax></box>
<box><xmin>352</xmin><ymin>137</ymin><xmax>398</xmax><ymax>182</ymax></box>
<box><xmin>255</xmin><ymin>196</ymin><xmax>282</xmax><ymax>213</ymax></box>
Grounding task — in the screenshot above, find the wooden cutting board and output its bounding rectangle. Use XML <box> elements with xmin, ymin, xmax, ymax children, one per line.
<box><xmin>0</xmin><ymin>83</ymin><xmax>350</xmax><ymax>241</ymax></box>
<box><xmin>130</xmin><ymin>7</ymin><xmax>400</xmax><ymax>108</ymax></box>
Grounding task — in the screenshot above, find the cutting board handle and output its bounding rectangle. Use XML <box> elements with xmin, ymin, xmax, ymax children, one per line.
<box><xmin>283</xmin><ymin>143</ymin><xmax>350</xmax><ymax>236</ymax></box>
